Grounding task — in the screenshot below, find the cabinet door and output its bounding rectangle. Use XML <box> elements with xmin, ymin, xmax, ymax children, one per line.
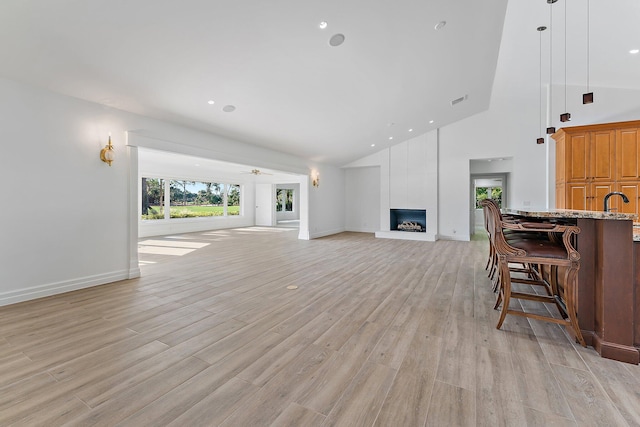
<box><xmin>616</xmin><ymin>128</ymin><xmax>640</xmax><ymax>181</ymax></box>
<box><xmin>567</xmin><ymin>183</ymin><xmax>589</xmax><ymax>210</ymax></box>
<box><xmin>555</xmin><ymin>134</ymin><xmax>566</xmax><ymax>185</ymax></box>
<box><xmin>590</xmin><ymin>130</ymin><xmax>616</xmax><ymax>182</ymax></box>
<box><xmin>590</xmin><ymin>182</ymin><xmax>615</xmax><ymax>211</ymax></box>
<box><xmin>566</xmin><ymin>132</ymin><xmax>589</xmax><ymax>182</ymax></box>
<box><xmin>556</xmin><ymin>183</ymin><xmax>566</xmax><ymax>209</ymax></box>
<box><xmin>617</xmin><ymin>183</ymin><xmax>640</xmax><ymax>217</ymax></box>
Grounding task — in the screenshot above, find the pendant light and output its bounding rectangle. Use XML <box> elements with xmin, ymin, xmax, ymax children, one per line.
<box><xmin>583</xmin><ymin>0</ymin><xmax>594</xmax><ymax>104</ymax></box>
<box><xmin>537</xmin><ymin>26</ymin><xmax>547</xmax><ymax>144</ymax></box>
<box><xmin>559</xmin><ymin>0</ymin><xmax>571</xmax><ymax>122</ymax></box>
<box><xmin>546</xmin><ymin>0</ymin><xmax>557</xmax><ymax>135</ymax></box>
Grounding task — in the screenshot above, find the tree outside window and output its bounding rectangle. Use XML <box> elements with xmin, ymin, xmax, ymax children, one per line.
<box><xmin>141</xmin><ymin>178</ymin><xmax>165</xmax><ymax>220</ymax></box>
<box><xmin>276</xmin><ymin>189</ymin><xmax>294</xmax><ymax>212</ymax></box>
<box><xmin>475</xmin><ymin>187</ymin><xmax>502</xmax><ymax>209</ymax></box>
<box><xmin>141</xmin><ymin>178</ymin><xmax>241</xmax><ymax>220</ymax></box>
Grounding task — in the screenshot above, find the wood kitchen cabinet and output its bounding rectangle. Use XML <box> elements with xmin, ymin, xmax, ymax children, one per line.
<box><xmin>617</xmin><ymin>127</ymin><xmax>640</xmax><ymax>181</ymax></box>
<box><xmin>562</xmin><ymin>182</ymin><xmax>615</xmax><ymax>211</ymax></box>
<box><xmin>554</xmin><ymin>120</ymin><xmax>640</xmax><ymax>215</ymax></box>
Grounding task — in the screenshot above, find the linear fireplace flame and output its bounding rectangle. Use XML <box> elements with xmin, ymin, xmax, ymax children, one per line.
<box><xmin>397</xmin><ymin>221</ymin><xmax>424</xmax><ymax>232</ymax></box>
<box><xmin>390</xmin><ymin>209</ymin><xmax>426</xmax><ymax>233</ymax></box>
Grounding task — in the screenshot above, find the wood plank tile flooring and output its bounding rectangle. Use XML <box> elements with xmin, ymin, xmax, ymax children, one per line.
<box><xmin>1</xmin><ymin>227</ymin><xmax>639</xmax><ymax>426</ymax></box>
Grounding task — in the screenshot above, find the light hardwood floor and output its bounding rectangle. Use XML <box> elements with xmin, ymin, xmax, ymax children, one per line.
<box><xmin>1</xmin><ymin>227</ymin><xmax>639</xmax><ymax>426</ymax></box>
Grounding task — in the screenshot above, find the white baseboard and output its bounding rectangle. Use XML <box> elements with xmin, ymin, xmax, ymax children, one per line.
<box><xmin>438</xmin><ymin>234</ymin><xmax>470</xmax><ymax>242</ymax></box>
<box><xmin>375</xmin><ymin>231</ymin><xmax>437</xmax><ymax>242</ymax></box>
<box><xmin>0</xmin><ymin>270</ymin><xmax>131</xmax><ymax>307</ymax></box>
<box><xmin>309</xmin><ymin>227</ymin><xmax>346</xmax><ymax>239</ymax></box>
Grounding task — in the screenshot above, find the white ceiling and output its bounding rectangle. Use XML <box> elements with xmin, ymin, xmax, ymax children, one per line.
<box><xmin>0</xmin><ymin>0</ymin><xmax>508</xmax><ymax>165</ymax></box>
<box><xmin>138</xmin><ymin>147</ymin><xmax>303</xmax><ymax>184</ymax></box>
<box><xmin>1</xmin><ymin>1</ymin><xmax>638</xmax><ymax>167</ymax></box>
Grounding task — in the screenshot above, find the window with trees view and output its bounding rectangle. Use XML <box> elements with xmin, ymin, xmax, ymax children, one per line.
<box><xmin>276</xmin><ymin>189</ymin><xmax>294</xmax><ymax>212</ymax></box>
<box><xmin>141</xmin><ymin>178</ymin><xmax>165</xmax><ymax>220</ymax></box>
<box><xmin>141</xmin><ymin>178</ymin><xmax>241</xmax><ymax>220</ymax></box>
<box><xmin>475</xmin><ymin>187</ymin><xmax>502</xmax><ymax>209</ymax></box>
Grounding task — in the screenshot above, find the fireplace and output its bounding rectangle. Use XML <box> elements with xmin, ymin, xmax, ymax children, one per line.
<box><xmin>390</xmin><ymin>209</ymin><xmax>426</xmax><ymax>233</ymax></box>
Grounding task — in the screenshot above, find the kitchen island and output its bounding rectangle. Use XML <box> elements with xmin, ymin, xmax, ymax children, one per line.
<box><xmin>505</xmin><ymin>208</ymin><xmax>639</xmax><ymax>364</ymax></box>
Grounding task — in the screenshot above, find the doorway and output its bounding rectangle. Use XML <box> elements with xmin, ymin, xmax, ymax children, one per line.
<box><xmin>470</xmin><ymin>173</ymin><xmax>508</xmax><ymax>235</ymax></box>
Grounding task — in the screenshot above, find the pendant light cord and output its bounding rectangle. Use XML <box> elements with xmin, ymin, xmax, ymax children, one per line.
<box><xmin>549</xmin><ymin>3</ymin><xmax>553</xmax><ymax>119</ymax></box>
<box><xmin>540</xmin><ymin>29</ymin><xmax>543</xmax><ymax>135</ymax></box>
<box><xmin>586</xmin><ymin>0</ymin><xmax>590</xmax><ymax>92</ymax></box>
<box><xmin>564</xmin><ymin>0</ymin><xmax>567</xmax><ymax>112</ymax></box>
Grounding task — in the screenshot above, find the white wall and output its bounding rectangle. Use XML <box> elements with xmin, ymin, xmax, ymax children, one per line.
<box><xmin>0</xmin><ymin>77</ymin><xmax>344</xmax><ymax>305</ymax></box>
<box><xmin>344</xmin><ymin>131</ymin><xmax>439</xmax><ymax>240</ymax></box>
<box><xmin>346</xmin><ymin>0</ymin><xmax>640</xmax><ymax>242</ymax></box>
<box><xmin>437</xmin><ymin>85</ymin><xmax>640</xmax><ymax>240</ymax></box>
<box><xmin>307</xmin><ymin>164</ymin><xmax>346</xmax><ymax>239</ymax></box>
<box><xmin>345</xmin><ymin>167</ymin><xmax>380</xmax><ymax>233</ymax></box>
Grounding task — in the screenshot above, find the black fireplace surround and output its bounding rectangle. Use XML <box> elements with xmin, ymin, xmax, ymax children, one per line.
<box><xmin>390</xmin><ymin>209</ymin><xmax>426</xmax><ymax>232</ymax></box>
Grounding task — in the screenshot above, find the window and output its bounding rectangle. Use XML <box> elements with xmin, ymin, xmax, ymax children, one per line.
<box><xmin>141</xmin><ymin>178</ymin><xmax>241</xmax><ymax>220</ymax></box>
<box><xmin>227</xmin><ymin>184</ymin><xmax>241</xmax><ymax>215</ymax></box>
<box><xmin>276</xmin><ymin>189</ymin><xmax>294</xmax><ymax>212</ymax></box>
<box><xmin>475</xmin><ymin>186</ymin><xmax>502</xmax><ymax>209</ymax></box>
<box><xmin>141</xmin><ymin>178</ymin><xmax>165</xmax><ymax>220</ymax></box>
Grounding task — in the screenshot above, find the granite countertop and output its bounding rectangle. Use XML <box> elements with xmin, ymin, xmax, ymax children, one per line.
<box><xmin>505</xmin><ymin>208</ymin><xmax>640</xmax><ymax>241</ymax></box>
<box><xmin>504</xmin><ymin>208</ymin><xmax>637</xmax><ymax>221</ymax></box>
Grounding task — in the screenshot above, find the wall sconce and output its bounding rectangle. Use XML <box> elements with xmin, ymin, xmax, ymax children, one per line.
<box><xmin>100</xmin><ymin>134</ymin><xmax>115</xmax><ymax>166</ymax></box>
<box><xmin>311</xmin><ymin>170</ymin><xmax>320</xmax><ymax>188</ymax></box>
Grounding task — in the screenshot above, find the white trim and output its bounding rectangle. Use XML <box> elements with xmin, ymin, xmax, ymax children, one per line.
<box><xmin>127</xmin><ymin>142</ymin><xmax>140</xmax><ymax>279</ymax></box>
<box><xmin>438</xmin><ymin>234</ymin><xmax>471</xmax><ymax>242</ymax></box>
<box><xmin>375</xmin><ymin>230</ymin><xmax>437</xmax><ymax>242</ymax></box>
<box><xmin>298</xmin><ymin>229</ymin><xmax>310</xmax><ymax>240</ymax></box>
<box><xmin>0</xmin><ymin>270</ymin><xmax>131</xmax><ymax>307</ymax></box>
<box><xmin>309</xmin><ymin>227</ymin><xmax>345</xmax><ymax>239</ymax></box>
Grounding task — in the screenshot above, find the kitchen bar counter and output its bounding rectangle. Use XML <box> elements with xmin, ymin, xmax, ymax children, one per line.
<box><xmin>505</xmin><ymin>208</ymin><xmax>639</xmax><ymax>364</ymax></box>
<box><xmin>505</xmin><ymin>208</ymin><xmax>636</xmax><ymax>221</ymax></box>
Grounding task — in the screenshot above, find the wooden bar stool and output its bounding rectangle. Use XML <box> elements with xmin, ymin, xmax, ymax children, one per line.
<box><xmin>480</xmin><ymin>199</ymin><xmax>543</xmax><ymax>292</ymax></box>
<box><xmin>481</xmin><ymin>199</ymin><xmax>586</xmax><ymax>347</ymax></box>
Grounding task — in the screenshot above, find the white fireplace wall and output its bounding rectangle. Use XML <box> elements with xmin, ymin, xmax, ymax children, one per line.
<box><xmin>343</xmin><ymin>129</ymin><xmax>439</xmax><ymax>240</ymax></box>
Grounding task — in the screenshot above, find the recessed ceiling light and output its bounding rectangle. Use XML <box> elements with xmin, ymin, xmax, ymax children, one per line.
<box><xmin>389</xmin><ymin>137</ymin><xmax>393</xmax><ymax>140</ymax></box>
<box><xmin>408</xmin><ymin>128</ymin><xmax>413</xmax><ymax>132</ymax></box>
<box><xmin>329</xmin><ymin>33</ymin><xmax>345</xmax><ymax>47</ymax></box>
<box><xmin>319</xmin><ymin>21</ymin><xmax>328</xmax><ymax>29</ymax></box>
<box><xmin>222</xmin><ymin>105</ymin><xmax>236</xmax><ymax>112</ymax></box>
<box><xmin>630</xmin><ymin>49</ymin><xmax>639</xmax><ymax>54</ymax></box>
<box><xmin>429</xmin><ymin>120</ymin><xmax>434</xmax><ymax>124</ymax></box>
<box><xmin>371</xmin><ymin>144</ymin><xmax>376</xmax><ymax>147</ymax></box>
<box><xmin>207</xmin><ymin>100</ymin><xmax>215</xmax><ymax>105</ymax></box>
<box><xmin>435</xmin><ymin>21</ymin><xmax>446</xmax><ymax>31</ymax></box>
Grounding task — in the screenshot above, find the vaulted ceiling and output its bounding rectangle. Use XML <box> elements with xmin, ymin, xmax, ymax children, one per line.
<box><xmin>1</xmin><ymin>1</ymin><xmax>638</xmax><ymax>166</ymax></box>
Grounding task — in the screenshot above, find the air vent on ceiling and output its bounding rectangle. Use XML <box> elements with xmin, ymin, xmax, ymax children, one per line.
<box><xmin>450</xmin><ymin>94</ymin><xmax>468</xmax><ymax>106</ymax></box>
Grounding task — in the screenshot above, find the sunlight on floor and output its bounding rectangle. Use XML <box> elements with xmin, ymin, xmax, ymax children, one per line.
<box><xmin>137</xmin><ymin>246</ymin><xmax>196</xmax><ymax>256</ymax></box>
<box><xmin>231</xmin><ymin>227</ymin><xmax>297</xmax><ymax>233</ymax></box>
<box><xmin>138</xmin><ymin>240</ymin><xmax>210</xmax><ymax>249</ymax></box>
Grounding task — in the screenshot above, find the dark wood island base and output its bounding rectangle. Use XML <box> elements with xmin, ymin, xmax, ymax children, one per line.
<box><xmin>506</xmin><ymin>209</ymin><xmax>640</xmax><ymax>364</ymax></box>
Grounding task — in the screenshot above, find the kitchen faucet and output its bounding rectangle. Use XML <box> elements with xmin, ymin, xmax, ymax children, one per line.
<box><xmin>603</xmin><ymin>192</ymin><xmax>629</xmax><ymax>212</ymax></box>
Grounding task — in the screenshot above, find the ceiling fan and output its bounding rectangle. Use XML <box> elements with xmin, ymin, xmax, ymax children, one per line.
<box><xmin>241</xmin><ymin>168</ymin><xmax>272</xmax><ymax>176</ymax></box>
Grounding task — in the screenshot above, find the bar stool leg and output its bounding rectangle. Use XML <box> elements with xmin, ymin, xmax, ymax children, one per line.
<box><xmin>496</xmin><ymin>259</ymin><xmax>511</xmax><ymax>329</ymax></box>
<box><xmin>564</xmin><ymin>264</ymin><xmax>586</xmax><ymax>347</ymax></box>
